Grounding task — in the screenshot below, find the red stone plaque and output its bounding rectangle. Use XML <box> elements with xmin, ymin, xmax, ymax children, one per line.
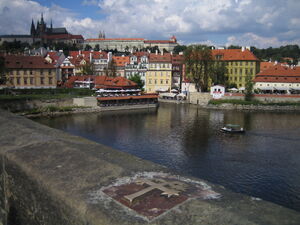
<box><xmin>102</xmin><ymin>173</ymin><xmax>220</xmax><ymax>221</ymax></box>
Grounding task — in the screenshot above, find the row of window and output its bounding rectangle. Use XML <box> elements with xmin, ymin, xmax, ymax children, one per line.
<box><xmin>228</xmin><ymin>61</ymin><xmax>255</xmax><ymax>66</ymax></box>
<box><xmin>148</xmin><ymin>79</ymin><xmax>169</xmax><ymax>84</ymax></box>
<box><xmin>148</xmin><ymin>72</ymin><xmax>171</xmax><ymax>77</ymax></box>
<box><xmin>149</xmin><ymin>64</ymin><xmax>171</xmax><ymax>69</ymax></box>
<box><xmin>229</xmin><ymin>68</ymin><xmax>254</xmax><ymax>75</ymax></box>
<box><xmin>229</xmin><ymin>77</ymin><xmax>246</xmax><ymax>82</ymax></box>
<box><xmin>10</xmin><ymin>69</ymin><xmax>54</xmax><ymax>75</ymax></box>
<box><xmin>14</xmin><ymin>77</ymin><xmax>53</xmax><ymax>85</ymax></box>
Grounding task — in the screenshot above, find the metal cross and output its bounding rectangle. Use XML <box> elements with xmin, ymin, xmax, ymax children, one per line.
<box><xmin>124</xmin><ymin>178</ymin><xmax>187</xmax><ymax>203</ymax></box>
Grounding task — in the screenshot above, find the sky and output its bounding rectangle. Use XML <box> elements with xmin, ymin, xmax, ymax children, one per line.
<box><xmin>0</xmin><ymin>0</ymin><xmax>300</xmax><ymax>48</ymax></box>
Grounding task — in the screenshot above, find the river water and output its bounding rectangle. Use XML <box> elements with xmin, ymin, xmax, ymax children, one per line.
<box><xmin>33</xmin><ymin>103</ymin><xmax>300</xmax><ymax>212</ymax></box>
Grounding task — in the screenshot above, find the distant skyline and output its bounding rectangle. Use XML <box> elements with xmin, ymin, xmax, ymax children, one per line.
<box><xmin>1</xmin><ymin>0</ymin><xmax>300</xmax><ymax>48</ymax></box>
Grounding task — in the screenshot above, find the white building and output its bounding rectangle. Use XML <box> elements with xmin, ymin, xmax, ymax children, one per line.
<box><xmin>210</xmin><ymin>85</ymin><xmax>225</xmax><ymax>99</ymax></box>
<box><xmin>254</xmin><ymin>64</ymin><xmax>300</xmax><ymax>94</ymax></box>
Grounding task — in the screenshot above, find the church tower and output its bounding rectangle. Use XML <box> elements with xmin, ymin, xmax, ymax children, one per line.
<box><xmin>30</xmin><ymin>19</ymin><xmax>36</xmax><ymax>37</ymax></box>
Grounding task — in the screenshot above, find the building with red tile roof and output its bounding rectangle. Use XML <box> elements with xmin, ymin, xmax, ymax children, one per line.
<box><xmin>146</xmin><ymin>52</ymin><xmax>173</xmax><ymax>93</ymax></box>
<box><xmin>64</xmin><ymin>75</ymin><xmax>137</xmax><ymax>89</ymax></box>
<box><xmin>2</xmin><ymin>55</ymin><xmax>56</xmax><ymax>88</ymax></box>
<box><xmin>211</xmin><ymin>48</ymin><xmax>260</xmax><ymax>88</ymax></box>
<box><xmin>254</xmin><ymin>64</ymin><xmax>300</xmax><ymax>93</ymax></box>
<box><xmin>84</xmin><ymin>36</ymin><xmax>178</xmax><ymax>52</ymax></box>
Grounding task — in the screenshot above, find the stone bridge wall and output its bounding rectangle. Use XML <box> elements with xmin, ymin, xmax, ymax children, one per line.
<box><xmin>0</xmin><ymin>110</ymin><xmax>299</xmax><ymax>225</ymax></box>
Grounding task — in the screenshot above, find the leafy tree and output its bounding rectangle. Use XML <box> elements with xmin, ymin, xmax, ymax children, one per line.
<box><xmin>173</xmin><ymin>45</ymin><xmax>187</xmax><ymax>54</ymax></box>
<box><xmin>227</xmin><ymin>45</ymin><xmax>241</xmax><ymax>49</ymax></box>
<box><xmin>211</xmin><ymin>61</ymin><xmax>227</xmax><ymax>85</ymax></box>
<box><xmin>84</xmin><ymin>44</ymin><xmax>93</xmax><ymax>51</ymax></box>
<box><xmin>184</xmin><ymin>45</ymin><xmax>214</xmax><ymax>92</ymax></box>
<box><xmin>245</xmin><ymin>73</ymin><xmax>254</xmax><ymax>101</ymax></box>
<box><xmin>128</xmin><ymin>73</ymin><xmax>145</xmax><ymax>90</ymax></box>
<box><xmin>81</xmin><ymin>62</ymin><xmax>94</xmax><ymax>75</ymax></box>
<box><xmin>0</xmin><ymin>56</ymin><xmax>7</xmax><ymax>85</ymax></box>
<box><xmin>105</xmin><ymin>59</ymin><xmax>117</xmax><ymax>77</ymax></box>
<box><xmin>94</xmin><ymin>44</ymin><xmax>100</xmax><ymax>51</ymax></box>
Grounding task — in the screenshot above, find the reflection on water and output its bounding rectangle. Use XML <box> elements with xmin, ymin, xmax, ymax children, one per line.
<box><xmin>33</xmin><ymin>103</ymin><xmax>300</xmax><ymax>211</ymax></box>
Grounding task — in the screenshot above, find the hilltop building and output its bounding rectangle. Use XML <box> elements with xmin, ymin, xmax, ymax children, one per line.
<box><xmin>0</xmin><ymin>14</ymin><xmax>83</xmax><ymax>46</ymax></box>
<box><xmin>84</xmin><ymin>36</ymin><xmax>178</xmax><ymax>52</ymax></box>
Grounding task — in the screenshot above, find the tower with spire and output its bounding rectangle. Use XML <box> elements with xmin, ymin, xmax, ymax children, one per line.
<box><xmin>30</xmin><ymin>19</ymin><xmax>36</xmax><ymax>37</ymax></box>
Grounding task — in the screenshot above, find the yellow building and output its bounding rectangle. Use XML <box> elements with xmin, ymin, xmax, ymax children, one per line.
<box><xmin>212</xmin><ymin>48</ymin><xmax>260</xmax><ymax>88</ymax></box>
<box><xmin>2</xmin><ymin>55</ymin><xmax>56</xmax><ymax>88</ymax></box>
<box><xmin>146</xmin><ymin>53</ymin><xmax>172</xmax><ymax>93</ymax></box>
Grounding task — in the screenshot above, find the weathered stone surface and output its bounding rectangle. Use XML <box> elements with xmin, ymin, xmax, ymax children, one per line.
<box><xmin>0</xmin><ymin>109</ymin><xmax>299</xmax><ymax>225</ymax></box>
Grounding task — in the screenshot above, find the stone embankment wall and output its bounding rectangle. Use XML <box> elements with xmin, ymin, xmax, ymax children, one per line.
<box><xmin>0</xmin><ymin>98</ymin><xmax>73</xmax><ymax>112</ymax></box>
<box><xmin>223</xmin><ymin>93</ymin><xmax>300</xmax><ymax>103</ymax></box>
<box><xmin>0</xmin><ymin>110</ymin><xmax>300</xmax><ymax>225</ymax></box>
<box><xmin>73</xmin><ymin>97</ymin><xmax>98</xmax><ymax>107</ymax></box>
<box><xmin>189</xmin><ymin>93</ymin><xmax>212</xmax><ymax>105</ymax></box>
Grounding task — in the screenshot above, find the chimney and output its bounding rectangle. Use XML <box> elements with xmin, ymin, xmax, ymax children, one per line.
<box><xmin>170</xmin><ymin>51</ymin><xmax>173</xmax><ymax>55</ymax></box>
<box><xmin>79</xmin><ymin>50</ymin><xmax>81</xmax><ymax>55</ymax></box>
<box><xmin>155</xmin><ymin>50</ymin><xmax>158</xmax><ymax>55</ymax></box>
<box><xmin>89</xmin><ymin>53</ymin><xmax>92</xmax><ymax>62</ymax></box>
<box><xmin>241</xmin><ymin>46</ymin><xmax>245</xmax><ymax>52</ymax></box>
<box><xmin>161</xmin><ymin>51</ymin><xmax>164</xmax><ymax>56</ymax></box>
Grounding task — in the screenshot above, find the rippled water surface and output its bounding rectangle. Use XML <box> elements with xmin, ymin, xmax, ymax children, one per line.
<box><xmin>33</xmin><ymin>103</ymin><xmax>300</xmax><ymax>211</ymax></box>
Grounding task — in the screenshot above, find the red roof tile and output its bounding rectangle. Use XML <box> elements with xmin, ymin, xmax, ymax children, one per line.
<box><xmin>64</xmin><ymin>75</ymin><xmax>137</xmax><ymax>89</ymax></box>
<box><xmin>254</xmin><ymin>65</ymin><xmax>300</xmax><ymax>83</ymax></box>
<box><xmin>112</xmin><ymin>56</ymin><xmax>130</xmax><ymax>67</ymax></box>
<box><xmin>4</xmin><ymin>55</ymin><xmax>55</xmax><ymax>69</ymax></box>
<box><xmin>149</xmin><ymin>53</ymin><xmax>172</xmax><ymax>63</ymax></box>
<box><xmin>212</xmin><ymin>49</ymin><xmax>259</xmax><ymax>61</ymax></box>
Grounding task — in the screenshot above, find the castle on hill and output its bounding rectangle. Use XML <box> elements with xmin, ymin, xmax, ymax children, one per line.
<box><xmin>0</xmin><ymin>14</ymin><xmax>83</xmax><ymax>47</ymax></box>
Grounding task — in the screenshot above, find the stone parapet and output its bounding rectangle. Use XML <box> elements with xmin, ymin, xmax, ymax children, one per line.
<box><xmin>0</xmin><ymin>110</ymin><xmax>299</xmax><ymax>225</ymax></box>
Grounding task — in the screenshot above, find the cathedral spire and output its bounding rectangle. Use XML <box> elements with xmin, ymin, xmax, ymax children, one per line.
<box><xmin>41</xmin><ymin>13</ymin><xmax>44</xmax><ymax>24</ymax></box>
<box><xmin>30</xmin><ymin>19</ymin><xmax>36</xmax><ymax>36</ymax></box>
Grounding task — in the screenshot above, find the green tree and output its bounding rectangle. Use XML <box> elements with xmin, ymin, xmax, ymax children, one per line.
<box><xmin>0</xmin><ymin>56</ymin><xmax>7</xmax><ymax>85</ymax></box>
<box><xmin>211</xmin><ymin>61</ymin><xmax>227</xmax><ymax>85</ymax></box>
<box><xmin>245</xmin><ymin>73</ymin><xmax>254</xmax><ymax>101</ymax></box>
<box><xmin>81</xmin><ymin>62</ymin><xmax>94</xmax><ymax>75</ymax></box>
<box><xmin>84</xmin><ymin>44</ymin><xmax>93</xmax><ymax>51</ymax></box>
<box><xmin>184</xmin><ymin>45</ymin><xmax>214</xmax><ymax>92</ymax></box>
<box><xmin>94</xmin><ymin>44</ymin><xmax>100</xmax><ymax>51</ymax></box>
<box><xmin>173</xmin><ymin>45</ymin><xmax>187</xmax><ymax>54</ymax></box>
<box><xmin>105</xmin><ymin>59</ymin><xmax>117</xmax><ymax>77</ymax></box>
<box><xmin>128</xmin><ymin>73</ymin><xmax>145</xmax><ymax>90</ymax></box>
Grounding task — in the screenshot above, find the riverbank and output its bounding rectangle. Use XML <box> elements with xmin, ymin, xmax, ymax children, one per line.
<box><xmin>205</xmin><ymin>99</ymin><xmax>300</xmax><ymax>111</ymax></box>
<box><xmin>19</xmin><ymin>104</ymin><xmax>158</xmax><ymax>118</ymax></box>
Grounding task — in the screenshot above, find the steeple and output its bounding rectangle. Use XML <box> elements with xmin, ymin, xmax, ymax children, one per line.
<box><xmin>50</xmin><ymin>19</ymin><xmax>53</xmax><ymax>29</ymax></box>
<box><xmin>30</xmin><ymin>19</ymin><xmax>36</xmax><ymax>36</ymax></box>
<box><xmin>41</xmin><ymin>13</ymin><xmax>44</xmax><ymax>24</ymax></box>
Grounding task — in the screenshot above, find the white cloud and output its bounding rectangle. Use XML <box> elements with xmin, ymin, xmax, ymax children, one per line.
<box><xmin>226</xmin><ymin>33</ymin><xmax>300</xmax><ymax>48</ymax></box>
<box><xmin>0</xmin><ymin>0</ymin><xmax>74</xmax><ymax>35</ymax></box>
<box><xmin>1</xmin><ymin>0</ymin><xmax>300</xmax><ymax>48</ymax></box>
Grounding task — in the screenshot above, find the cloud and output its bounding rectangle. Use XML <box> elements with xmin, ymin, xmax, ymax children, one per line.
<box><xmin>1</xmin><ymin>0</ymin><xmax>300</xmax><ymax>48</ymax></box>
<box><xmin>226</xmin><ymin>33</ymin><xmax>300</xmax><ymax>48</ymax></box>
<box><xmin>0</xmin><ymin>0</ymin><xmax>74</xmax><ymax>35</ymax></box>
